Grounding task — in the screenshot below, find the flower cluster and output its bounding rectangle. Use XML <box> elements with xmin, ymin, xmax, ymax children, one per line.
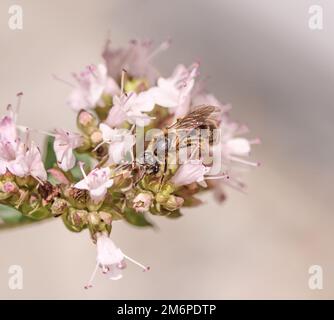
<box><xmin>0</xmin><ymin>39</ymin><xmax>259</xmax><ymax>288</ymax></box>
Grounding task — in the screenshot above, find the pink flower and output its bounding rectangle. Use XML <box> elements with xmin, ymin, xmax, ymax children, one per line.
<box><xmin>53</xmin><ymin>129</ymin><xmax>83</xmax><ymax>171</ymax></box>
<box><xmin>67</xmin><ymin>64</ymin><xmax>119</xmax><ymax>111</ymax></box>
<box><xmin>152</xmin><ymin>63</ymin><xmax>198</xmax><ymax>118</ymax></box>
<box><xmin>171</xmin><ymin>160</ymin><xmax>209</xmax><ymax>187</ymax></box>
<box><xmin>0</xmin><ymin>114</ymin><xmax>17</xmax><ymax>143</ymax></box>
<box><xmin>0</xmin><ymin>114</ymin><xmax>20</xmax><ymax>175</ymax></box>
<box><xmin>105</xmin><ymin>90</ymin><xmax>155</xmax><ymax>127</ymax></box>
<box><xmin>74</xmin><ymin>166</ymin><xmax>113</xmax><ymax>203</ymax></box>
<box><xmin>103</xmin><ymin>39</ymin><xmax>170</xmax><ymax>84</ymax></box>
<box><xmin>99</xmin><ymin>124</ymin><xmax>135</xmax><ymax>164</ymax></box>
<box><xmin>215</xmin><ymin>121</ymin><xmax>260</xmax><ymax>167</ymax></box>
<box><xmin>133</xmin><ymin>192</ymin><xmax>153</xmax><ymax>213</ymax></box>
<box><xmin>85</xmin><ymin>233</ymin><xmax>149</xmax><ymax>289</ymax></box>
<box><xmin>0</xmin><ymin>98</ymin><xmax>46</xmax><ymax>181</ymax></box>
<box><xmin>8</xmin><ymin>141</ymin><xmax>47</xmax><ymax>182</ymax></box>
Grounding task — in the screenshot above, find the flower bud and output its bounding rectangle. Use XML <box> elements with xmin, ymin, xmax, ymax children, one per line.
<box><xmin>90</xmin><ymin>130</ymin><xmax>103</xmax><ymax>145</ymax></box>
<box><xmin>133</xmin><ymin>192</ymin><xmax>153</xmax><ymax>213</ymax></box>
<box><xmin>63</xmin><ymin>208</ymin><xmax>88</xmax><ymax>232</ymax></box>
<box><xmin>65</xmin><ymin>187</ymin><xmax>88</xmax><ymax>210</ymax></box>
<box><xmin>155</xmin><ymin>192</ymin><xmax>169</xmax><ymax>204</ymax></box>
<box><xmin>87</xmin><ymin>211</ymin><xmax>100</xmax><ymax>226</ymax></box>
<box><xmin>21</xmin><ymin>193</ymin><xmax>47</xmax><ymax>219</ymax></box>
<box><xmin>0</xmin><ymin>181</ymin><xmax>18</xmax><ymax>200</ymax></box>
<box><xmin>3</xmin><ymin>181</ymin><xmax>18</xmax><ymax>193</ymax></box>
<box><xmin>77</xmin><ymin>110</ymin><xmax>97</xmax><ymax>135</ymax></box>
<box><xmin>162</xmin><ymin>195</ymin><xmax>184</xmax><ymax>211</ymax></box>
<box><xmin>51</xmin><ymin>198</ymin><xmax>69</xmax><ymax>217</ymax></box>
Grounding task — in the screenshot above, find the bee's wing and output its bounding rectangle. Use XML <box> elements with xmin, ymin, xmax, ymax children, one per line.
<box><xmin>168</xmin><ymin>105</ymin><xmax>218</xmax><ymax>130</ymax></box>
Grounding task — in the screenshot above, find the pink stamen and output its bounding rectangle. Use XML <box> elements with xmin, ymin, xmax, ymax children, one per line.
<box><xmin>78</xmin><ymin>161</ymin><xmax>87</xmax><ymax>179</ymax></box>
<box><xmin>228</xmin><ymin>156</ymin><xmax>260</xmax><ymax>167</ymax></box>
<box><xmin>85</xmin><ymin>262</ymin><xmax>99</xmax><ymax>290</ymax></box>
<box><xmin>87</xmin><ymin>65</ymin><xmax>98</xmax><ymax>79</ymax></box>
<box><xmin>121</xmin><ymin>69</ymin><xmax>127</xmax><ymax>94</ymax></box>
<box><xmin>147</xmin><ymin>38</ymin><xmax>171</xmax><ymax>61</ymax></box>
<box><xmin>52</xmin><ymin>74</ymin><xmax>76</xmax><ymax>88</ymax></box>
<box><xmin>123</xmin><ymin>253</ymin><xmax>150</xmax><ymax>272</ymax></box>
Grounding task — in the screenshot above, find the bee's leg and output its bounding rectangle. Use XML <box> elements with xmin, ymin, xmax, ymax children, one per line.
<box><xmin>158</xmin><ymin>151</ymin><xmax>168</xmax><ymax>191</ymax></box>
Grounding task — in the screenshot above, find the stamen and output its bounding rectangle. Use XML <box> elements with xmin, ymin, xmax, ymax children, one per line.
<box><xmin>92</xmin><ymin>140</ymin><xmax>107</xmax><ymax>152</ymax></box>
<box><xmin>78</xmin><ymin>161</ymin><xmax>88</xmax><ymax>179</ymax></box>
<box><xmin>39</xmin><ymin>129</ymin><xmax>57</xmax><ymax>137</ymax></box>
<box><xmin>84</xmin><ymin>262</ymin><xmax>99</xmax><ymax>289</ymax></box>
<box><xmin>147</xmin><ymin>39</ymin><xmax>171</xmax><ymax>61</ymax></box>
<box><xmin>121</xmin><ymin>69</ymin><xmax>127</xmax><ymax>94</ymax></box>
<box><xmin>24</xmin><ymin>129</ymin><xmax>31</xmax><ymax>152</ymax></box>
<box><xmin>205</xmin><ymin>173</ymin><xmax>229</xmax><ymax>180</ymax></box>
<box><xmin>228</xmin><ymin>156</ymin><xmax>260</xmax><ymax>167</ymax></box>
<box><xmin>87</xmin><ymin>65</ymin><xmax>98</xmax><ymax>79</ymax></box>
<box><xmin>123</xmin><ymin>254</ymin><xmax>150</xmax><ymax>272</ymax></box>
<box><xmin>33</xmin><ymin>175</ymin><xmax>44</xmax><ymax>186</ymax></box>
<box><xmin>52</xmin><ymin>74</ymin><xmax>76</xmax><ymax>88</ymax></box>
<box><xmin>15</xmin><ymin>92</ymin><xmax>23</xmax><ymax>120</ymax></box>
<box><xmin>130</xmin><ymin>124</ymin><xmax>136</xmax><ymax>133</ymax></box>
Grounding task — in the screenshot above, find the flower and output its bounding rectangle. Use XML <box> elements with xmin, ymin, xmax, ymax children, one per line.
<box><xmin>103</xmin><ymin>39</ymin><xmax>170</xmax><ymax>84</ymax></box>
<box><xmin>99</xmin><ymin>123</ymin><xmax>135</xmax><ymax>164</ymax></box>
<box><xmin>85</xmin><ymin>233</ymin><xmax>149</xmax><ymax>289</ymax></box>
<box><xmin>53</xmin><ymin>129</ymin><xmax>83</xmax><ymax>171</ymax></box>
<box><xmin>67</xmin><ymin>64</ymin><xmax>119</xmax><ymax>111</ymax></box>
<box><xmin>133</xmin><ymin>192</ymin><xmax>153</xmax><ymax>213</ymax></box>
<box><xmin>0</xmin><ymin>114</ymin><xmax>17</xmax><ymax>143</ymax></box>
<box><xmin>74</xmin><ymin>166</ymin><xmax>114</xmax><ymax>203</ymax></box>
<box><xmin>0</xmin><ymin>96</ymin><xmax>47</xmax><ymax>182</ymax></box>
<box><xmin>152</xmin><ymin>63</ymin><xmax>198</xmax><ymax>118</ymax></box>
<box><xmin>0</xmin><ymin>112</ymin><xmax>21</xmax><ymax>175</ymax></box>
<box><xmin>8</xmin><ymin>140</ymin><xmax>47</xmax><ymax>182</ymax></box>
<box><xmin>171</xmin><ymin>160</ymin><xmax>209</xmax><ymax>187</ymax></box>
<box><xmin>215</xmin><ymin>121</ymin><xmax>260</xmax><ymax>167</ymax></box>
<box><xmin>105</xmin><ymin>89</ymin><xmax>155</xmax><ymax>127</ymax></box>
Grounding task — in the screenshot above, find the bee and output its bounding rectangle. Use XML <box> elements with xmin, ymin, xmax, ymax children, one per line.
<box><xmin>115</xmin><ymin>105</ymin><xmax>219</xmax><ymax>186</ymax></box>
<box><xmin>149</xmin><ymin>105</ymin><xmax>219</xmax><ymax>188</ymax></box>
<box><xmin>151</xmin><ymin>105</ymin><xmax>219</xmax><ymax>163</ymax></box>
<box><xmin>114</xmin><ymin>150</ymin><xmax>160</xmax><ymax>186</ymax></box>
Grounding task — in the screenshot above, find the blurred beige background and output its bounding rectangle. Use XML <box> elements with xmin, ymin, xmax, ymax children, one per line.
<box><xmin>0</xmin><ymin>0</ymin><xmax>333</xmax><ymax>299</ymax></box>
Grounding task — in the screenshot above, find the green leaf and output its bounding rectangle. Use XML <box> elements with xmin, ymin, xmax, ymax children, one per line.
<box><xmin>70</xmin><ymin>152</ymin><xmax>92</xmax><ymax>181</ymax></box>
<box><xmin>0</xmin><ymin>204</ymin><xmax>49</xmax><ymax>230</ymax></box>
<box><xmin>0</xmin><ymin>204</ymin><xmax>22</xmax><ymax>223</ymax></box>
<box><xmin>124</xmin><ymin>208</ymin><xmax>153</xmax><ymax>227</ymax></box>
<box><xmin>44</xmin><ymin>136</ymin><xmax>57</xmax><ymax>170</ymax></box>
